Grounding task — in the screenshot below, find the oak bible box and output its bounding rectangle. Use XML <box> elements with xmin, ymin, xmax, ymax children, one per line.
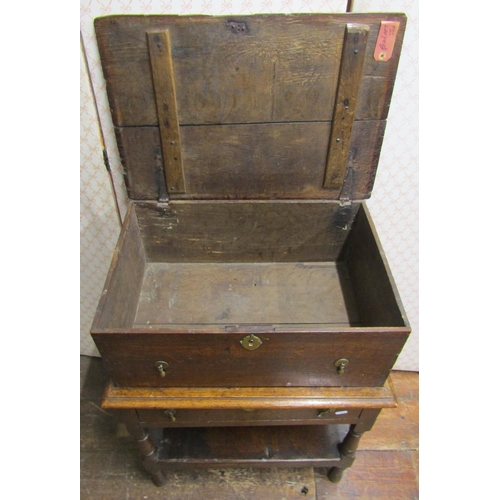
<box><xmin>90</xmin><ymin>13</ymin><xmax>411</xmax><ymax>485</ymax></box>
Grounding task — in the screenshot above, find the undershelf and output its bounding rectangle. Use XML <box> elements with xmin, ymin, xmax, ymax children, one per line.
<box><xmin>150</xmin><ymin>424</ymin><xmax>349</xmax><ymax>468</ymax></box>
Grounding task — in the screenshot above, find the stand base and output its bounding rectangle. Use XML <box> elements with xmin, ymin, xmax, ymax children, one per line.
<box><xmin>104</xmin><ymin>381</ymin><xmax>397</xmax><ymax>486</ymax></box>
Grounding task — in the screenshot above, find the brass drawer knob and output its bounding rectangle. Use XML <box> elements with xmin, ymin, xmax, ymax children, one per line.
<box><xmin>334</xmin><ymin>358</ymin><xmax>349</xmax><ymax>375</ymax></box>
<box><xmin>164</xmin><ymin>409</ymin><xmax>177</xmax><ymax>422</ymax></box>
<box><xmin>317</xmin><ymin>409</ymin><xmax>332</xmax><ymax>418</ymax></box>
<box><xmin>155</xmin><ymin>361</ymin><xmax>169</xmax><ymax>377</ymax></box>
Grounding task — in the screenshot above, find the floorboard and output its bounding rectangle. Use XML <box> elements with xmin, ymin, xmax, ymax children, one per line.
<box><xmin>314</xmin><ymin>450</ymin><xmax>419</xmax><ymax>500</ymax></box>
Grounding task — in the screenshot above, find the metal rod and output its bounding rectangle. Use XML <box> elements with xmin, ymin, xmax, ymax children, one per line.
<box><xmin>80</xmin><ymin>32</ymin><xmax>123</xmax><ymax>226</ymax></box>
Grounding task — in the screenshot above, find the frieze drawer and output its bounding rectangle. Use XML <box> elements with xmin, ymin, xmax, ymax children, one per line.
<box><xmin>137</xmin><ymin>408</ymin><xmax>362</xmax><ymax>427</ymax></box>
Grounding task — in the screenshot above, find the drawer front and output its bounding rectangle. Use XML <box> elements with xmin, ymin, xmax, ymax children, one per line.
<box><xmin>137</xmin><ymin>408</ymin><xmax>361</xmax><ymax>427</ymax></box>
<box><xmin>94</xmin><ymin>330</ymin><xmax>408</xmax><ymax>387</ymax></box>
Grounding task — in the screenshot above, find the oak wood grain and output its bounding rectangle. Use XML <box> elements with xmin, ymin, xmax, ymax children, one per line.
<box><xmin>133</xmin><ymin>201</ymin><xmax>359</xmax><ymax>263</ymax></box>
<box><xmin>115</xmin><ymin>120</ymin><xmax>386</xmax><ymax>200</ymax></box>
<box><xmin>95</xmin><ymin>14</ymin><xmax>406</xmax><ymax>126</ymax></box>
<box><xmin>93</xmin><ymin>328</ymin><xmax>408</xmax><ymax>388</ymax></box>
<box><xmin>356</xmin><ymin>75</ymin><xmax>395</xmax><ymax>120</ymax></box>
<box><xmin>133</xmin><ymin>262</ymin><xmax>359</xmax><ymax>326</ymax></box>
<box><xmin>136</xmin><ymin>407</ymin><xmax>361</xmax><ymax>427</ymax></box>
<box><xmin>101</xmin><ymin>378</ymin><xmax>397</xmax><ymax>410</ymax></box>
<box><xmin>96</xmin><ymin>14</ymin><xmax>405</xmax><ymax>202</ymax></box>
<box><xmin>324</xmin><ymin>24</ymin><xmax>369</xmax><ymax>191</ymax></box>
<box><xmin>153</xmin><ymin>425</ymin><xmax>346</xmax><ymax>468</ymax></box>
<box><xmin>147</xmin><ymin>30</ymin><xmax>185</xmax><ymax>194</ymax></box>
<box><xmin>91</xmin><ymin>207</ymin><xmax>146</xmax><ymax>330</ymax></box>
<box><xmin>346</xmin><ymin>203</ymin><xmax>409</xmax><ymax>327</ymax></box>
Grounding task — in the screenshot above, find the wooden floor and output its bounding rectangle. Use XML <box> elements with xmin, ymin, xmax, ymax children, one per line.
<box><xmin>81</xmin><ymin>356</ymin><xmax>418</xmax><ymax>499</ymax></box>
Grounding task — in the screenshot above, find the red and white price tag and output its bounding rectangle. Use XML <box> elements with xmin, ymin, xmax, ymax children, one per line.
<box><xmin>374</xmin><ymin>21</ymin><xmax>400</xmax><ymax>62</ymax></box>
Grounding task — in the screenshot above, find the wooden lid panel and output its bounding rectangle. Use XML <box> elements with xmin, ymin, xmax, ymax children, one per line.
<box><xmin>116</xmin><ymin>120</ymin><xmax>385</xmax><ymax>200</ymax></box>
<box><xmin>95</xmin><ymin>14</ymin><xmax>406</xmax><ymax>200</ymax></box>
<box><xmin>96</xmin><ymin>14</ymin><xmax>405</xmax><ymax>127</ymax></box>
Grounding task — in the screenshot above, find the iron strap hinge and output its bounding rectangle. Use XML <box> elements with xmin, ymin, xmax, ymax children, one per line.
<box><xmin>155</xmin><ymin>147</ymin><xmax>170</xmax><ymax>204</ymax></box>
<box><xmin>339</xmin><ymin>164</ymin><xmax>354</xmax><ymax>206</ymax></box>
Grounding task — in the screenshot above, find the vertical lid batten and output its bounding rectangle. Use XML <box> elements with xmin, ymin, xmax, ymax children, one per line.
<box><xmin>147</xmin><ymin>30</ymin><xmax>186</xmax><ymax>194</ymax></box>
<box><xmin>324</xmin><ymin>23</ymin><xmax>370</xmax><ymax>194</ymax></box>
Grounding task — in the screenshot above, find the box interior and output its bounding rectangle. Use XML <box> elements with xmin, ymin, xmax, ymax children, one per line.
<box><xmin>95</xmin><ymin>201</ymin><xmax>405</xmax><ymax>331</ymax></box>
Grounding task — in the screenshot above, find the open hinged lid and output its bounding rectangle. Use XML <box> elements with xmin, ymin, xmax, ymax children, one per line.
<box><xmin>95</xmin><ymin>13</ymin><xmax>406</xmax><ymax>202</ymax></box>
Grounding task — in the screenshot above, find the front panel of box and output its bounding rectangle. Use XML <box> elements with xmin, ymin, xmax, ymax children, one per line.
<box><xmin>94</xmin><ymin>329</ymin><xmax>408</xmax><ymax>388</ymax></box>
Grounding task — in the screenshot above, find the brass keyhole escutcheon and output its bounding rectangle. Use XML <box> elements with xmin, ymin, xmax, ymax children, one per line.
<box><xmin>155</xmin><ymin>361</ymin><xmax>169</xmax><ymax>377</ymax></box>
<box><xmin>334</xmin><ymin>358</ymin><xmax>349</xmax><ymax>375</ymax></box>
<box><xmin>240</xmin><ymin>334</ymin><xmax>263</xmax><ymax>351</ymax></box>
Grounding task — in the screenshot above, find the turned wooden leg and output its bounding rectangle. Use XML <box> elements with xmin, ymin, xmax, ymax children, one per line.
<box><xmin>327</xmin><ymin>466</ymin><xmax>344</xmax><ymax>483</ymax></box>
<box><xmin>120</xmin><ymin>410</ymin><xmax>167</xmax><ymax>486</ymax></box>
<box><xmin>338</xmin><ymin>426</ymin><xmax>363</xmax><ymax>459</ymax></box>
<box><xmin>136</xmin><ymin>432</ymin><xmax>167</xmax><ymax>486</ymax></box>
<box><xmin>327</xmin><ymin>424</ymin><xmax>364</xmax><ymax>483</ymax></box>
<box><xmin>327</xmin><ymin>409</ymin><xmax>381</xmax><ymax>483</ymax></box>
